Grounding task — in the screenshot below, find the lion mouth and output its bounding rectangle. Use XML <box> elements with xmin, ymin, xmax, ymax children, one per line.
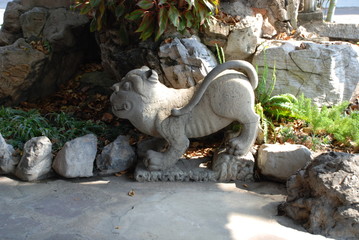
<box><xmin>113</xmin><ymin>103</ymin><xmax>130</xmax><ymax>112</ymax></box>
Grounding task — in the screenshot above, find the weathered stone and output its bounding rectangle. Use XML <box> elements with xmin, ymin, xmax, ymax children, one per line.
<box><xmin>21</xmin><ymin>0</ymin><xmax>70</xmax><ymax>9</ymax></box>
<box><xmin>42</xmin><ymin>8</ymin><xmax>89</xmax><ymax>51</ymax></box>
<box><xmin>249</xmin><ymin>0</ymin><xmax>293</xmax><ymax>33</ymax></box>
<box><xmin>96</xmin><ymin>135</ymin><xmax>136</xmax><ymax>175</ymax></box>
<box><xmin>257</xmin><ymin>144</ymin><xmax>312</xmax><ymax>182</ymax></box>
<box><xmin>159</xmin><ymin>36</ymin><xmax>217</xmax><ymax>88</ymax></box>
<box><xmin>134</xmin><ymin>158</ymin><xmax>217</xmax><ymax>182</ymax></box>
<box><xmin>0</xmin><ymin>38</ymin><xmax>47</xmax><ymax>104</ymax></box>
<box><xmin>111</xmin><ymin>61</ymin><xmax>259</xmax><ymax>171</ymax></box>
<box><xmin>303</xmin><ymin>22</ymin><xmax>359</xmax><ymax>42</ymax></box>
<box><xmin>79</xmin><ymin>71</ymin><xmax>118</xmax><ymax>96</ymax></box>
<box><xmin>0</xmin><ymin>134</ymin><xmax>19</xmax><ymax>174</ymax></box>
<box><xmin>52</xmin><ymin>134</ymin><xmax>97</xmax><ymax>178</ymax></box>
<box><xmin>213</xmin><ymin>151</ymin><xmax>254</xmax><ymax>182</ymax></box>
<box><xmin>220</xmin><ymin>0</ymin><xmax>253</xmax><ymax>18</ymax></box>
<box><xmin>225</xmin><ymin>14</ymin><xmax>263</xmax><ymax>60</ymax></box>
<box><xmin>20</xmin><ymin>7</ymin><xmax>48</xmax><ymax>39</ymax></box>
<box><xmin>282</xmin><ymin>152</ymin><xmax>359</xmax><ymax>239</ymax></box>
<box><xmin>297</xmin><ymin>10</ymin><xmax>324</xmax><ymax>25</ymax></box>
<box><xmin>252</xmin><ymin>40</ymin><xmax>359</xmax><ymax>106</ymax></box>
<box><xmin>201</xmin><ymin>18</ymin><xmax>230</xmax><ymax>47</ymax></box>
<box><xmin>15</xmin><ymin>136</ymin><xmax>52</xmax><ymax>181</ymax></box>
<box><xmin>0</xmin><ymin>1</ymin><xmax>24</xmax><ymax>45</ymax></box>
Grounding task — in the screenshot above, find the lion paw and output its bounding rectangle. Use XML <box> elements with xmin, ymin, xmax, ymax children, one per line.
<box><xmin>143</xmin><ymin>150</ymin><xmax>167</xmax><ymax>171</ymax></box>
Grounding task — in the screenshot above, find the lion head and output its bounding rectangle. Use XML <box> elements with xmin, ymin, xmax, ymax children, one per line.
<box><xmin>110</xmin><ymin>66</ymin><xmax>161</xmax><ymax>120</ymax></box>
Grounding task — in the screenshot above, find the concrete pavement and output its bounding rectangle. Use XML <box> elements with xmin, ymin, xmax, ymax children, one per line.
<box><xmin>0</xmin><ymin>175</ymin><xmax>331</xmax><ymax>240</ymax></box>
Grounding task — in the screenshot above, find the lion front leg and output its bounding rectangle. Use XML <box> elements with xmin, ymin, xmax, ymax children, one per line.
<box><xmin>143</xmin><ymin>117</ymin><xmax>189</xmax><ymax>171</ymax></box>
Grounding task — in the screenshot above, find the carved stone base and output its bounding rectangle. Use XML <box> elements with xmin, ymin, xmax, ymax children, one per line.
<box><xmin>134</xmin><ymin>158</ymin><xmax>217</xmax><ymax>182</ymax></box>
<box><xmin>134</xmin><ymin>151</ymin><xmax>255</xmax><ymax>182</ymax></box>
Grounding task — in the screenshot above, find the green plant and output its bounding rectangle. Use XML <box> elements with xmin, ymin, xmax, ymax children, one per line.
<box><xmin>215</xmin><ymin>43</ymin><xmax>225</xmax><ymax>64</ymax></box>
<box><xmin>291</xmin><ymin>95</ymin><xmax>359</xmax><ymax>147</ymax></box>
<box><xmin>72</xmin><ymin>0</ymin><xmax>219</xmax><ymax>42</ymax></box>
<box><xmin>0</xmin><ymin>108</ymin><xmax>123</xmax><ymax>151</ymax></box>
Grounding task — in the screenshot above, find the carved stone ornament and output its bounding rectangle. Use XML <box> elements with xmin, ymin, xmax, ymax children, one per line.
<box><xmin>110</xmin><ymin>60</ymin><xmax>259</xmax><ymax>173</ymax></box>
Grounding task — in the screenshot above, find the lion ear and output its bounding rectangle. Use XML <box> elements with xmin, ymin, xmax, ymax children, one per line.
<box><xmin>147</xmin><ymin>70</ymin><xmax>159</xmax><ymax>83</ymax></box>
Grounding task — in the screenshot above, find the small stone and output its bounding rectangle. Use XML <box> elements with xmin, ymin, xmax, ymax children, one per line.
<box><xmin>96</xmin><ymin>135</ymin><xmax>136</xmax><ymax>175</ymax></box>
<box><xmin>52</xmin><ymin>134</ymin><xmax>97</xmax><ymax>178</ymax></box>
<box><xmin>15</xmin><ymin>136</ymin><xmax>52</xmax><ymax>181</ymax></box>
<box><xmin>0</xmin><ymin>134</ymin><xmax>19</xmax><ymax>174</ymax></box>
<box><xmin>257</xmin><ymin>144</ymin><xmax>312</xmax><ymax>182</ymax></box>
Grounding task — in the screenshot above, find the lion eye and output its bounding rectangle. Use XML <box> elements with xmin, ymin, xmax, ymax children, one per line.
<box><xmin>122</xmin><ymin>82</ymin><xmax>131</xmax><ymax>91</ymax></box>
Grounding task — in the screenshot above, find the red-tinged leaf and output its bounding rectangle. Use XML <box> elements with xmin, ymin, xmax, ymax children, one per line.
<box><xmin>89</xmin><ymin>18</ymin><xmax>97</xmax><ymax>32</ymax></box>
<box><xmin>90</xmin><ymin>0</ymin><xmax>101</xmax><ymax>8</ymax></box>
<box><xmin>126</xmin><ymin>9</ymin><xmax>145</xmax><ymax>21</ymax></box>
<box><xmin>178</xmin><ymin>18</ymin><xmax>186</xmax><ymax>31</ymax></box>
<box><xmin>169</xmin><ymin>6</ymin><xmax>180</xmax><ymax>27</ymax></box>
<box><xmin>136</xmin><ymin>13</ymin><xmax>153</xmax><ymax>33</ymax></box>
<box><xmin>184</xmin><ymin>11</ymin><xmax>193</xmax><ymax>27</ymax></box>
<box><xmin>155</xmin><ymin>7</ymin><xmax>168</xmax><ymax>41</ymax></box>
<box><xmin>137</xmin><ymin>0</ymin><xmax>154</xmax><ymax>10</ymax></box>
<box><xmin>115</xmin><ymin>4</ymin><xmax>125</xmax><ymax>18</ymax></box>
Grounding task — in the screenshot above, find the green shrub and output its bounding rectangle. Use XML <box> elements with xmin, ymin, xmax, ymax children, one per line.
<box><xmin>0</xmin><ymin>108</ymin><xmax>122</xmax><ymax>151</ymax></box>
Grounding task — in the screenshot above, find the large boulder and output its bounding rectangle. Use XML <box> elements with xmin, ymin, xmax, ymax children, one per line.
<box><xmin>0</xmin><ymin>134</ymin><xmax>19</xmax><ymax>174</ymax></box>
<box><xmin>281</xmin><ymin>152</ymin><xmax>359</xmax><ymax>239</ymax></box>
<box><xmin>159</xmin><ymin>36</ymin><xmax>217</xmax><ymax>88</ymax></box>
<box><xmin>252</xmin><ymin>40</ymin><xmax>359</xmax><ymax>106</ymax></box>
<box><xmin>15</xmin><ymin>136</ymin><xmax>53</xmax><ymax>181</ymax></box>
<box><xmin>52</xmin><ymin>134</ymin><xmax>97</xmax><ymax>178</ymax></box>
<box><xmin>19</xmin><ymin>7</ymin><xmax>48</xmax><ymax>39</ymax></box>
<box><xmin>0</xmin><ymin>3</ymin><xmax>93</xmax><ymax>105</ymax></box>
<box><xmin>0</xmin><ymin>38</ymin><xmax>47</xmax><ymax>104</ymax></box>
<box><xmin>257</xmin><ymin>144</ymin><xmax>312</xmax><ymax>182</ymax></box>
<box><xmin>0</xmin><ymin>0</ymin><xmax>24</xmax><ymax>46</ymax></box>
<box><xmin>303</xmin><ymin>22</ymin><xmax>359</xmax><ymax>42</ymax></box>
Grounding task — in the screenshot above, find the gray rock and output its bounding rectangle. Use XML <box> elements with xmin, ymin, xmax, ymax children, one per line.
<box><xmin>0</xmin><ymin>38</ymin><xmax>47</xmax><ymax>104</ymax></box>
<box><xmin>52</xmin><ymin>134</ymin><xmax>97</xmax><ymax>178</ymax></box>
<box><xmin>0</xmin><ymin>1</ymin><xmax>24</xmax><ymax>46</ymax></box>
<box><xmin>21</xmin><ymin>0</ymin><xmax>70</xmax><ymax>9</ymax></box>
<box><xmin>257</xmin><ymin>144</ymin><xmax>312</xmax><ymax>182</ymax></box>
<box><xmin>282</xmin><ymin>152</ymin><xmax>359</xmax><ymax>239</ymax></box>
<box><xmin>212</xmin><ymin>151</ymin><xmax>255</xmax><ymax>182</ymax></box>
<box><xmin>15</xmin><ymin>136</ymin><xmax>52</xmax><ymax>181</ymax></box>
<box><xmin>159</xmin><ymin>35</ymin><xmax>217</xmax><ymax>88</ymax></box>
<box><xmin>252</xmin><ymin>40</ymin><xmax>359</xmax><ymax>106</ymax></box>
<box><xmin>0</xmin><ymin>134</ymin><xmax>19</xmax><ymax>174</ymax></box>
<box><xmin>96</xmin><ymin>135</ymin><xmax>136</xmax><ymax>175</ymax></box>
<box><xmin>225</xmin><ymin>15</ymin><xmax>264</xmax><ymax>60</ymax></box>
<box><xmin>303</xmin><ymin>22</ymin><xmax>359</xmax><ymax>42</ymax></box>
<box><xmin>42</xmin><ymin>8</ymin><xmax>89</xmax><ymax>51</ymax></box>
<box><xmin>220</xmin><ymin>0</ymin><xmax>253</xmax><ymax>18</ymax></box>
<box><xmin>20</xmin><ymin>7</ymin><xmax>48</xmax><ymax>39</ymax></box>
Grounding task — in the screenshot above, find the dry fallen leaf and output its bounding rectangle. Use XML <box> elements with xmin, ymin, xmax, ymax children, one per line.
<box><xmin>128</xmin><ymin>189</ymin><xmax>135</xmax><ymax>197</ymax></box>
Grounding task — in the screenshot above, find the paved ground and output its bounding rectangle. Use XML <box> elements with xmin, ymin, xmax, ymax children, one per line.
<box><xmin>0</xmin><ymin>175</ymin><xmax>331</xmax><ymax>240</ymax></box>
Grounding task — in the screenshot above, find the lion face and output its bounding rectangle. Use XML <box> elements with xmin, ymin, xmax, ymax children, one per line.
<box><xmin>110</xmin><ymin>66</ymin><xmax>159</xmax><ymax>120</ymax></box>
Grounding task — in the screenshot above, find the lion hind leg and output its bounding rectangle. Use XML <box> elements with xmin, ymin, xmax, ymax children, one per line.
<box><xmin>227</xmin><ymin>111</ymin><xmax>259</xmax><ymax>156</ymax></box>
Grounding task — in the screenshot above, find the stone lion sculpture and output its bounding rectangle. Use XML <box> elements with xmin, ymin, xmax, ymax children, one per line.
<box><xmin>111</xmin><ymin>60</ymin><xmax>259</xmax><ymax>171</ymax></box>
